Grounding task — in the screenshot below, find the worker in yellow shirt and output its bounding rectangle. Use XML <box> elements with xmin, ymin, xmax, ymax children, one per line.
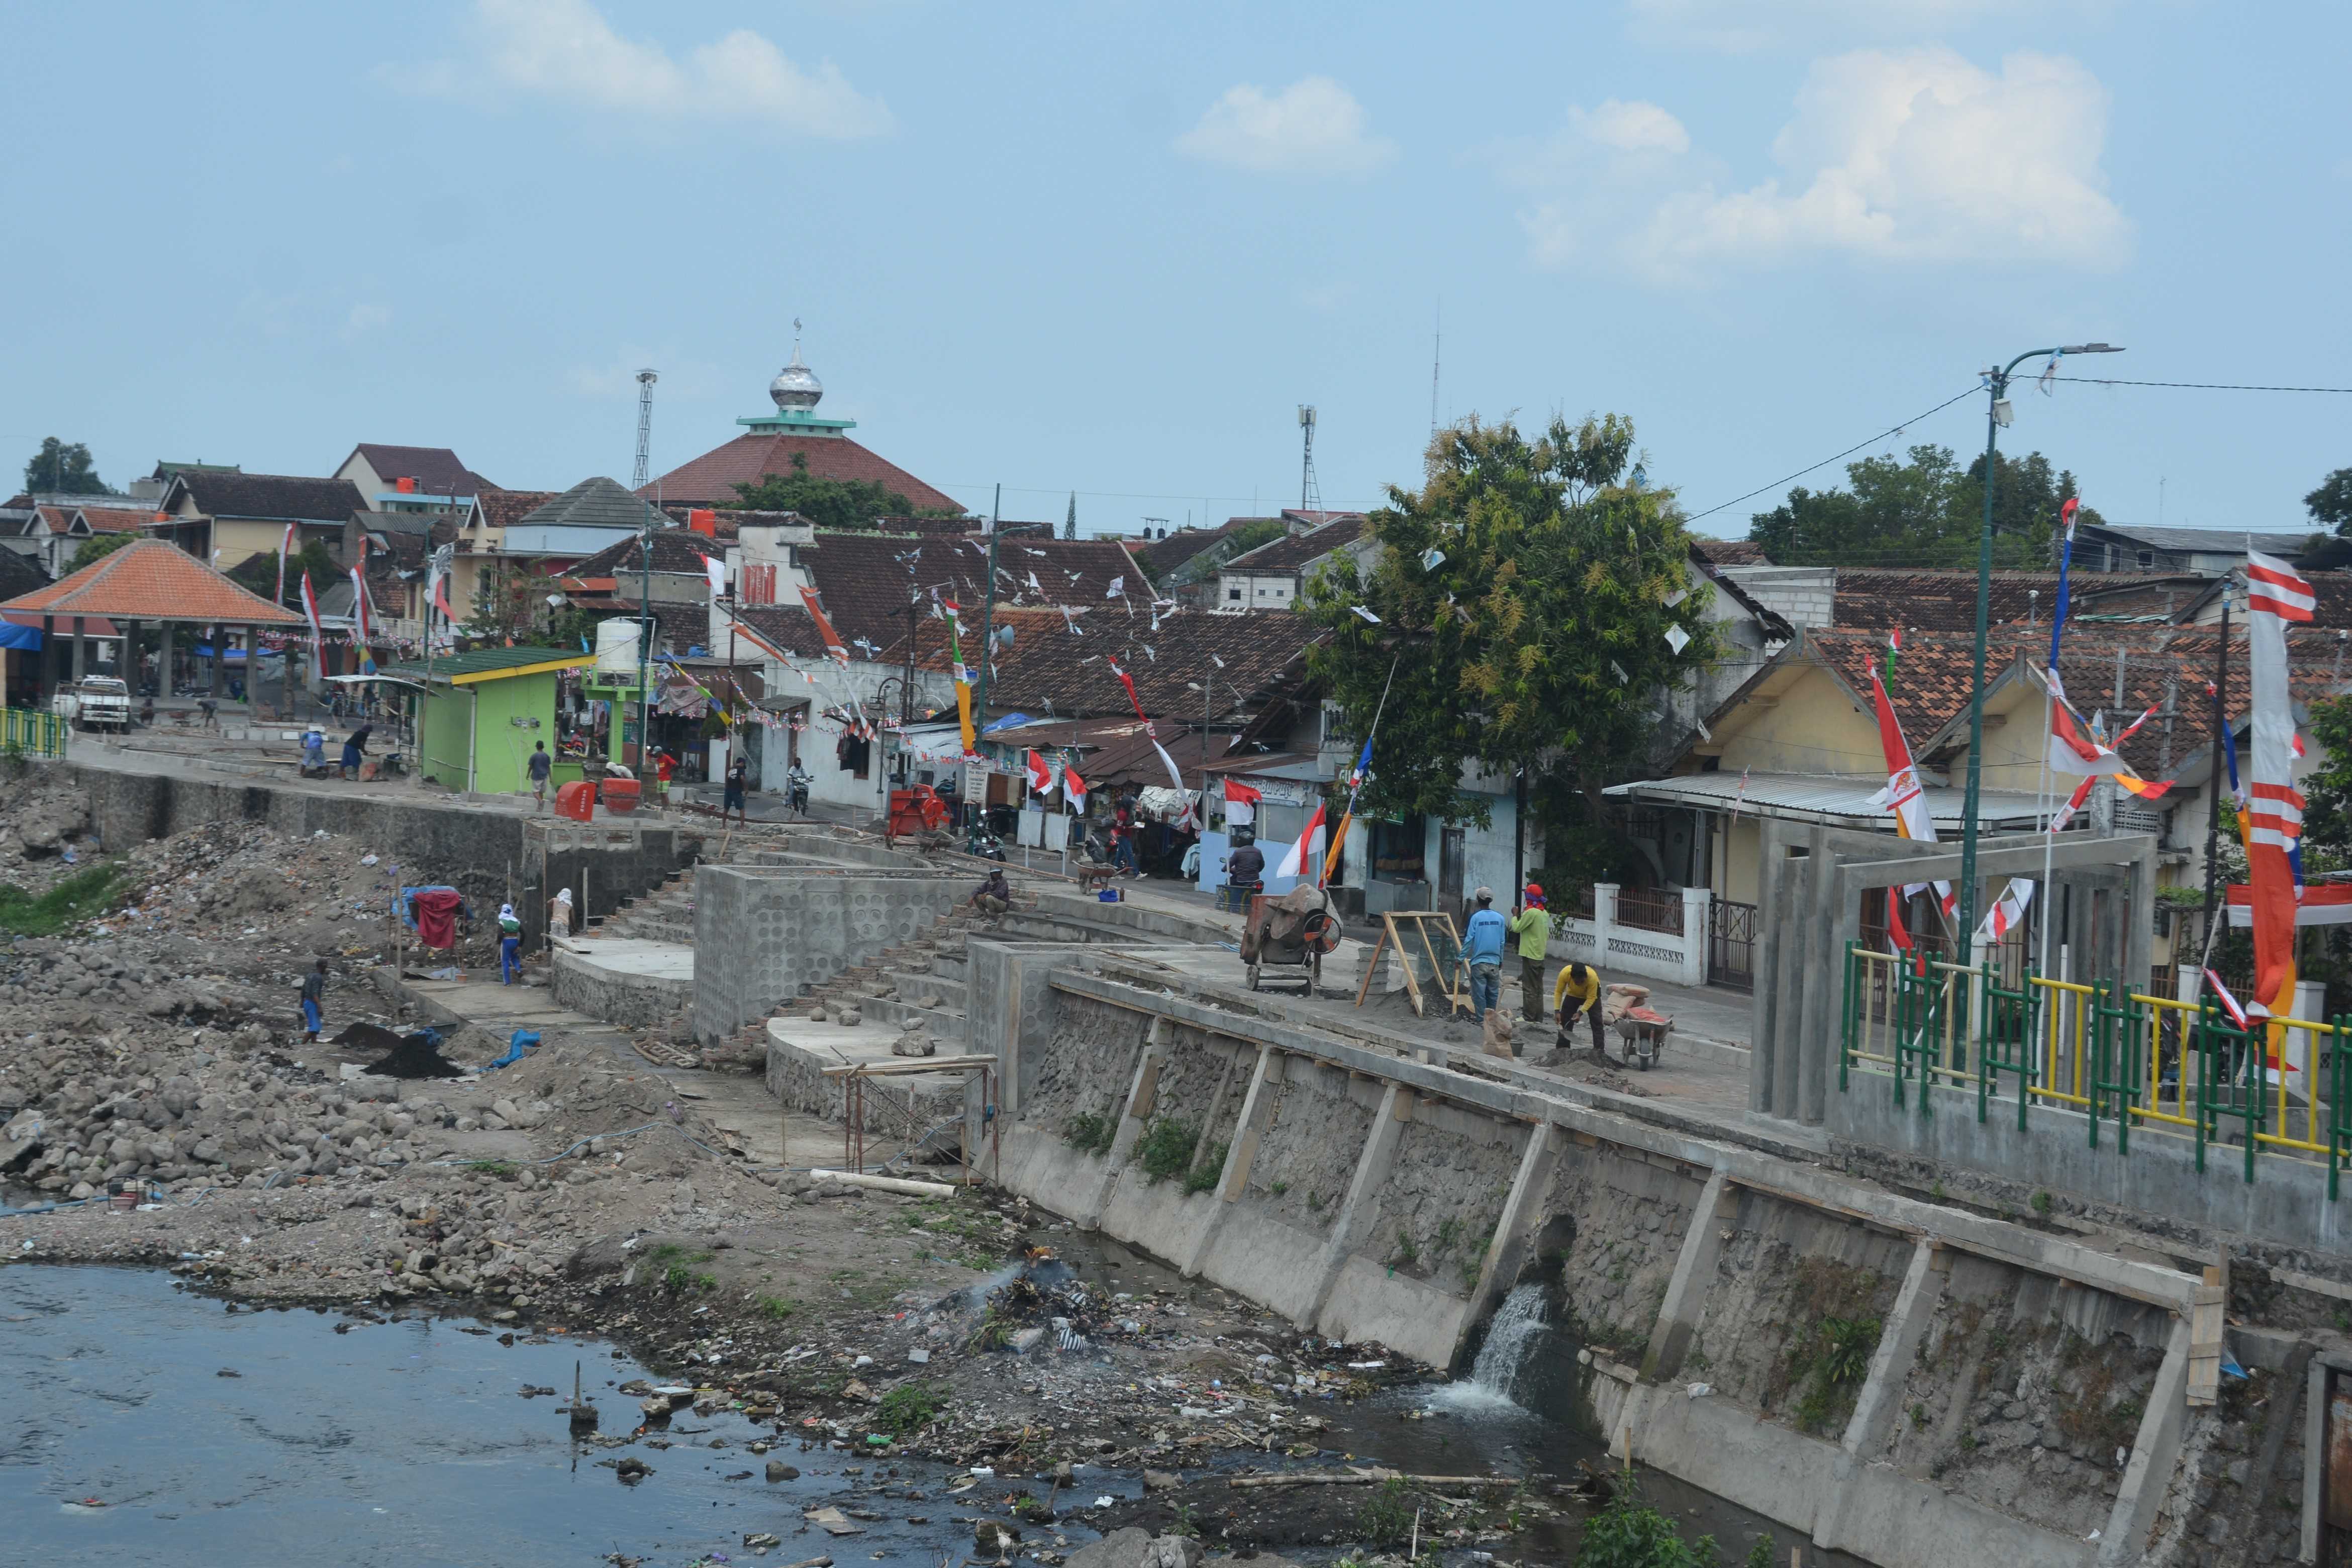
<box><xmin>1553</xmin><ymin>960</ymin><xmax>1605</xmax><ymax>1058</ymax></box>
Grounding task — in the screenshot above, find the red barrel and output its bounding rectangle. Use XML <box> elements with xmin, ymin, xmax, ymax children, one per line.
<box><xmin>553</xmin><ymin>780</ymin><xmax>597</xmax><ymax>821</ymax></box>
<box><xmin>600</xmin><ymin>777</ymin><xmax>642</xmax><ymax>815</ymax></box>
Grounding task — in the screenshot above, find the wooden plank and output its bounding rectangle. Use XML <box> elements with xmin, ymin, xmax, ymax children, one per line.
<box><xmin>1353</xmin><ymin>924</ymin><xmax>1390</xmax><ymax>1010</ymax></box>
<box><xmin>820</xmin><ymin>1056</ymin><xmax>999</xmax><ymax>1077</ymax></box>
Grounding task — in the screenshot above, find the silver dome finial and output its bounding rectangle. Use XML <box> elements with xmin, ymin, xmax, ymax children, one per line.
<box><xmin>770</xmin><ymin>323</ymin><xmax>822</xmax><ymax>411</ymax></box>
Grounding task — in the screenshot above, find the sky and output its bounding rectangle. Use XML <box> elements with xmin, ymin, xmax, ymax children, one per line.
<box><xmin>2</xmin><ymin>1</ymin><xmax>2347</xmax><ymax>541</ymax></box>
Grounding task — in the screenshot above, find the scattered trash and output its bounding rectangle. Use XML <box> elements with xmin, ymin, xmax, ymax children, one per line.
<box><xmin>1685</xmin><ymin>1383</ymin><xmax>1713</xmax><ymax>1399</ymax></box>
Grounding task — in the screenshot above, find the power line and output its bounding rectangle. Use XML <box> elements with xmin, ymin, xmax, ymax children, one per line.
<box><xmin>2047</xmin><ymin>375</ymin><xmax>2352</xmax><ymax>394</ymax></box>
<box><xmin>1681</xmin><ymin>385</ymin><xmax>1983</xmax><ymax>525</ymax></box>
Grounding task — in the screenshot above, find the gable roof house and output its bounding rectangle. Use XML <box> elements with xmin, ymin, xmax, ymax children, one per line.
<box><xmin>153</xmin><ymin>471</ymin><xmax>364</xmax><ymax>572</ymax></box>
<box><xmin>331</xmin><ymin>444</ymin><xmax>495</xmax><ymax>514</ymax></box>
<box><xmin>1213</xmin><ymin>513</ymin><xmax>1370</xmax><ymax>614</ymax></box>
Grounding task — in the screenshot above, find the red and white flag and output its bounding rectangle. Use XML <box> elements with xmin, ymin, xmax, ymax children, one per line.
<box><xmin>1865</xmin><ymin>660</ymin><xmax>1954</xmax><ymax>915</ymax></box>
<box><xmin>1223</xmin><ymin>777</ymin><xmax>1260</xmax><ymax>828</ymax></box>
<box><xmin>799</xmin><ymin>585</ymin><xmax>851</xmax><ymax>666</ymax></box>
<box><xmin>2245</xmin><ymin>548</ymin><xmax>2313</xmax><ymax>1019</ymax></box>
<box><xmin>1275</xmin><ymin>803</ymin><xmax>1328</xmax><ymax>882</ymax></box>
<box><xmin>1025</xmin><ymin>749</ymin><xmax>1053</xmax><ymax>795</ymax></box>
<box><xmin>700</xmin><ymin>553</ymin><xmax>727</xmax><ymax>601</ymax></box>
<box><xmin>2203</xmin><ymin>968</ymin><xmax>2251</xmax><ymax>1029</ymax></box>
<box><xmin>299</xmin><ymin>571</ymin><xmax>324</xmax><ymax>649</ymax></box>
<box><xmin>1973</xmin><ymin>879</ymin><xmax>2035</xmax><ymax>947</ymax></box>
<box><xmin>2047</xmin><ymin>774</ymin><xmax>2095</xmax><ymax>834</ymax></box>
<box><xmin>348</xmin><ymin>565</ymin><xmax>373</xmax><ymax>642</ymax></box>
<box><xmin>1062</xmin><ymin>762</ymin><xmax>1088</xmax><ymax>813</ymax></box>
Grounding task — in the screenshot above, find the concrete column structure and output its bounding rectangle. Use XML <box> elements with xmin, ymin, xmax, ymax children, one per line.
<box><xmin>1641</xmin><ymin>1169</ymin><xmax>1736</xmax><ymax>1382</ymax></box>
<box><xmin>2096</xmin><ymin>1317</ymin><xmax>2193</xmax><ymax>1568</ymax></box>
<box><xmin>1079</xmin><ymin>1023</ymin><xmax>1166</xmax><ymax>1230</ymax></box>
<box><xmin>1297</xmin><ymin>1081</ymin><xmax>1409</xmax><ymax>1330</ymax></box>
<box><xmin>1185</xmin><ymin>1046</ymin><xmax>1279</xmax><ymax>1277</ymax></box>
<box><xmin>71</xmin><ymin>616</ymin><xmax>86</xmax><ymax>680</ymax></box>
<box><xmin>157</xmin><ymin>621</ymin><xmax>174</xmax><ymax>700</ymax></box>
<box><xmin>208</xmin><ymin>624</ymin><xmax>222</xmax><ymax>697</ymax></box>
<box><xmin>1459</xmin><ymin>1122</ymin><xmax>1566</xmax><ymax>1347</ymax></box>
<box><xmin>1812</xmin><ymin>1238</ymin><xmax>1950</xmax><ymax>1557</ymax></box>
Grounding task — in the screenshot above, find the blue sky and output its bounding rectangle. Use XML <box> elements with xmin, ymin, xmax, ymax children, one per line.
<box><xmin>3</xmin><ymin>1</ymin><xmax>2346</xmax><ymax>539</ymax></box>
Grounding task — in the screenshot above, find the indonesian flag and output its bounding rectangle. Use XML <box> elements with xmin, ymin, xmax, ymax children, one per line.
<box><xmin>276</xmin><ymin>521</ymin><xmax>295</xmax><ymax>604</ymax></box>
<box><xmin>1973</xmin><ymin>878</ymin><xmax>2035</xmax><ymax>947</ymax></box>
<box><xmin>2227</xmin><ymin>884</ymin><xmax>2352</xmax><ymax>927</ymax></box>
<box><xmin>2046</xmin><ymin>696</ymin><xmax>2126</xmax><ymax>775</ymax></box>
<box><xmin>1223</xmin><ymin>777</ymin><xmax>1260</xmax><ymax>827</ymax></box>
<box><xmin>798</xmin><ymin>585</ymin><xmax>851</xmax><ymax>666</ymax></box>
<box><xmin>300</xmin><ymin>571</ymin><xmax>324</xmax><ymax>649</ymax></box>
<box><xmin>349</xmin><ymin>565</ymin><xmax>373</xmax><ymax>642</ymax></box>
<box><xmin>1063</xmin><ymin>761</ymin><xmax>1088</xmax><ymax>812</ymax></box>
<box><xmin>2245</xmin><ymin>548</ymin><xmax>2312</xmax><ymax>1022</ymax></box>
<box><xmin>1884</xmin><ymin>887</ymin><xmax>1913</xmax><ymax>951</ymax></box>
<box><xmin>433</xmin><ymin>569</ymin><xmax>457</xmax><ymax>622</ymax></box>
<box><xmin>701</xmin><ymin>553</ymin><xmax>727</xmax><ymax>601</ymax></box>
<box><xmin>1025</xmin><ymin>749</ymin><xmax>1053</xmax><ymax>795</ymax></box>
<box><xmin>1275</xmin><ymin>803</ymin><xmax>1328</xmax><ymax>883</ymax></box>
<box><xmin>1865</xmin><ymin>662</ymin><xmax>1954</xmax><ymax>915</ymax></box>
<box><xmin>2047</xmin><ymin>774</ymin><xmax>2095</xmax><ymax>833</ymax></box>
<box><xmin>2204</xmin><ymin>969</ymin><xmax>2251</xmax><ymax>1030</ymax></box>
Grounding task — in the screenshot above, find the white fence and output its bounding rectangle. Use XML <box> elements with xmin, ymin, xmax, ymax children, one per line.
<box><xmin>1552</xmin><ymin>883</ymin><xmax>1711</xmax><ymax>988</ymax></box>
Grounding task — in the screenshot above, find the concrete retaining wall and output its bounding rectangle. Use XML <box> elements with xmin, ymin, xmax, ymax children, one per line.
<box><xmin>971</xmin><ymin>948</ymin><xmax>2219</xmax><ymax>1568</ymax></box>
<box><xmin>690</xmin><ymin>865</ymin><xmax>963</xmax><ymax>1047</ymax></box>
<box><xmin>549</xmin><ymin>941</ymin><xmax>692</xmax><ymax>1028</ymax></box>
<box><xmin>74</xmin><ymin>763</ymin><xmax>699</xmax><ymax>949</ymax></box>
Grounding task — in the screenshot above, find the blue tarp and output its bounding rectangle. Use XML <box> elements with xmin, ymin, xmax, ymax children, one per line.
<box><xmin>0</xmin><ymin>623</ymin><xmax>41</xmax><ymax>651</ymax></box>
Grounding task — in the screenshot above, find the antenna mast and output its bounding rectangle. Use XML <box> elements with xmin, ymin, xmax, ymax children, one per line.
<box><xmin>1298</xmin><ymin>405</ymin><xmax>1321</xmax><ymax>514</ymax></box>
<box><xmin>632</xmin><ymin>369</ymin><xmax>658</xmax><ymax>489</ymax></box>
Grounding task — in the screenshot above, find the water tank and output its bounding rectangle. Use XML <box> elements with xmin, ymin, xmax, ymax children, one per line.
<box><xmin>595</xmin><ymin>617</ymin><xmax>644</xmax><ymax>674</ymax></box>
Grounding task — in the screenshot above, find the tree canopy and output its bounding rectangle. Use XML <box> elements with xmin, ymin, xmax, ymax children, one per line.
<box><xmin>732</xmin><ymin>452</ymin><xmax>961</xmax><ymax>530</ymax></box>
<box><xmin>222</xmin><ymin>539</ymin><xmax>338</xmax><ymax>603</ymax></box>
<box><xmin>1300</xmin><ymin>414</ymin><xmax>1716</xmax><ymax>883</ymax></box>
<box><xmin>2306</xmin><ymin>468</ymin><xmax>2352</xmax><ymax>536</ymax></box>
<box><xmin>1748</xmin><ymin>444</ymin><xmax>2101</xmax><ymax>568</ymax></box>
<box><xmin>67</xmin><ymin>531</ymin><xmax>138</xmax><ymax>572</ymax></box>
<box><xmin>23</xmin><ymin>438</ymin><xmax>116</xmax><ymax>497</ymax></box>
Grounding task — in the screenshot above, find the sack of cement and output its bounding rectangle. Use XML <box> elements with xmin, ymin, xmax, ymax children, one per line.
<box><xmin>1481</xmin><ymin>1008</ymin><xmax>1515</xmax><ymax>1059</ymax></box>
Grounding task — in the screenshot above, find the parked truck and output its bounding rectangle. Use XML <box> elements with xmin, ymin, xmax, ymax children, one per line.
<box><xmin>52</xmin><ymin>675</ymin><xmax>131</xmax><ymax>732</ymax></box>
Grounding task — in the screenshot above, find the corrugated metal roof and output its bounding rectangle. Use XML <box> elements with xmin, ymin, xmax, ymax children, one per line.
<box><xmin>1606</xmin><ymin>770</ymin><xmax>2050</xmax><ymax>829</ymax></box>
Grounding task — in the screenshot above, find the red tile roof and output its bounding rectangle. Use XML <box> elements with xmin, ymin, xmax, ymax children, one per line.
<box><xmin>644</xmin><ymin>433</ymin><xmax>963</xmax><ymax>513</ymax></box>
<box><xmin>0</xmin><ymin>539</ymin><xmax>302</xmax><ymax>624</ymax></box>
<box><xmin>1223</xmin><ymin>516</ymin><xmax>1368</xmax><ymax>573</ymax></box>
<box><xmin>1828</xmin><ymin>569</ymin><xmax>2212</xmax><ymax>634</ymax></box>
<box><xmin>75</xmin><ymin>505</ymin><xmax>153</xmax><ymax>535</ymax></box>
<box><xmin>477</xmin><ymin>490</ymin><xmax>561</xmax><ymax>530</ymax></box>
<box><xmin>900</xmin><ymin>605</ymin><xmax>1321</xmax><ymax>721</ymax></box>
<box><xmin>800</xmin><ymin>532</ymin><xmax>1145</xmax><ymax>655</ymax></box>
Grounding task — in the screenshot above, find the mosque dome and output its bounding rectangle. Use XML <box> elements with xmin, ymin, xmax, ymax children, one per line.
<box><xmin>769</xmin><ymin>343</ymin><xmax>823</xmax><ymax>411</ymax></box>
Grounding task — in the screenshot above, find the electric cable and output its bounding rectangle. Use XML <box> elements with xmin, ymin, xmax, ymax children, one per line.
<box><xmin>1681</xmin><ymin>385</ymin><xmax>1984</xmax><ymax>525</ymax></box>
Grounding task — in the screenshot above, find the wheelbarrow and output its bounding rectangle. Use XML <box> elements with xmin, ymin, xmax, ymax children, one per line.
<box><xmin>1612</xmin><ymin>1005</ymin><xmax>1674</xmax><ymax>1070</ymax></box>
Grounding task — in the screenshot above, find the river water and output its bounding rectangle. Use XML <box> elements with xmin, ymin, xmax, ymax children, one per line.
<box><xmin>4</xmin><ymin>1265</ymin><xmax>1868</xmax><ymax>1567</ymax></box>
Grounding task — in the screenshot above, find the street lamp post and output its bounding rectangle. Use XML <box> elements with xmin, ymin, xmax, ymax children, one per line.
<box><xmin>1955</xmin><ymin>342</ymin><xmax>2123</xmax><ymax>957</ymax></box>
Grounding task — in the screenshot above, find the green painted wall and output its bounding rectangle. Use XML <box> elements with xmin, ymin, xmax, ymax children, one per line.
<box><xmin>417</xmin><ymin>670</ymin><xmax>559</xmax><ymax>795</ymax></box>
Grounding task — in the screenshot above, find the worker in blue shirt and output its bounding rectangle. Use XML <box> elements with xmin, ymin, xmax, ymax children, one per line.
<box><xmin>1457</xmin><ymin>886</ymin><xmax>1507</xmax><ymax>1021</ymax></box>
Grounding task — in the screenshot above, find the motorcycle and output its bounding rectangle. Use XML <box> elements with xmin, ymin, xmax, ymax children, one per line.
<box><xmin>788</xmin><ymin>778</ymin><xmax>811</xmax><ymax>817</ymax></box>
<box><xmin>972</xmin><ymin>832</ymin><xmax>1008</xmax><ymax>862</ymax></box>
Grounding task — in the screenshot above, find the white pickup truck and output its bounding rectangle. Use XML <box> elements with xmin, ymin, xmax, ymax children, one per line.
<box><xmin>52</xmin><ymin>675</ymin><xmax>131</xmax><ymax>732</ymax></box>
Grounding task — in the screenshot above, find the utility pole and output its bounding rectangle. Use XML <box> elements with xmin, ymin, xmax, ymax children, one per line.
<box><xmin>971</xmin><ymin>490</ymin><xmax>1051</xmax><ymax>843</ymax></box>
<box><xmin>1955</xmin><ymin>342</ymin><xmax>2122</xmax><ymax>956</ymax></box>
<box><xmin>632</xmin><ymin>368</ymin><xmax>658</xmax><ymax>776</ymax></box>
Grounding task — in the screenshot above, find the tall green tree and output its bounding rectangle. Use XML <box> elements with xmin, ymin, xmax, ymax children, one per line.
<box><xmin>22</xmin><ymin>437</ymin><xmax>116</xmax><ymax>497</ymax></box>
<box><xmin>1301</xmin><ymin>415</ymin><xmax>1716</xmax><ymax>879</ymax></box>
<box><xmin>1749</xmin><ymin>444</ymin><xmax>2099</xmax><ymax>568</ymax></box>
<box><xmin>67</xmin><ymin>531</ymin><xmax>139</xmax><ymax>572</ymax></box>
<box><xmin>2306</xmin><ymin>468</ymin><xmax>2352</xmax><ymax>536</ymax></box>
<box><xmin>732</xmin><ymin>452</ymin><xmax>962</xmax><ymax>530</ymax></box>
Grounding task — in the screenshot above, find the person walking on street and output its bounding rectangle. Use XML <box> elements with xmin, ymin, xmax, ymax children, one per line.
<box><xmin>1458</xmin><ymin>887</ymin><xmax>1507</xmax><ymax>1022</ymax></box>
<box><xmin>340</xmin><ymin>723</ymin><xmax>371</xmax><ymax>780</ymax></box>
<box><xmin>722</xmin><ymin>753</ymin><xmax>750</xmax><ymax>826</ymax></box>
<box><xmin>527</xmin><ymin>741</ymin><xmax>553</xmax><ymax>809</ymax></box>
<box><xmin>497</xmin><ymin>903</ymin><xmax>523</xmax><ymax>984</ymax></box>
<box><xmin>1553</xmin><ymin>961</ymin><xmax>1607</xmax><ymax>1058</ymax></box>
<box><xmin>1507</xmin><ymin>883</ymin><xmax>1551</xmax><ymax>1028</ymax></box>
<box><xmin>299</xmin><ymin>958</ymin><xmax>328</xmax><ymax>1042</ymax></box>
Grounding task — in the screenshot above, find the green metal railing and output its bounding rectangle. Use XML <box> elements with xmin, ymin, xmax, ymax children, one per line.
<box><xmin>1842</xmin><ymin>942</ymin><xmax>2352</xmax><ymax>1198</ymax></box>
<box><xmin>0</xmin><ymin>706</ymin><xmax>65</xmax><ymax>759</ymax></box>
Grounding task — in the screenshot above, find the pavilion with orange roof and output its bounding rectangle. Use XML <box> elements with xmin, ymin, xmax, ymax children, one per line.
<box><xmin>0</xmin><ymin>539</ymin><xmax>305</xmax><ymax>709</ymax></box>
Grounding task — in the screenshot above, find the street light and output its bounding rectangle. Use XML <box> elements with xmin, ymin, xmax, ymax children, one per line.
<box><xmin>1955</xmin><ymin>342</ymin><xmax>2123</xmax><ymax>958</ymax></box>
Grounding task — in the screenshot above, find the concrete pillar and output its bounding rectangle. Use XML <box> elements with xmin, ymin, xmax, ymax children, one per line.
<box><xmin>1593</xmin><ymin>883</ymin><xmax>1617</xmax><ymax>968</ymax></box>
<box><xmin>2096</xmin><ymin>1317</ymin><xmax>2193</xmax><ymax>1568</ymax></box>
<box><xmin>208</xmin><ymin>624</ymin><xmax>222</xmax><ymax>697</ymax></box>
<box><xmin>1183</xmin><ymin>1042</ymin><xmax>1248</xmax><ymax>1182</ymax></box>
<box><xmin>1641</xmin><ymin>1169</ymin><xmax>1736</xmax><ymax>1383</ymax></box>
<box><xmin>245</xmin><ymin>623</ymin><xmax>258</xmax><ymax>711</ymax></box>
<box><xmin>1454</xmin><ymin>1122</ymin><xmax>1567</xmax><ymax>1365</ymax></box>
<box><xmin>1079</xmin><ymin>1023</ymin><xmax>1166</xmax><ymax>1230</ymax></box>
<box><xmin>1838</xmin><ymin>1239</ymin><xmax>1947</xmax><ymax>1460</ymax></box>
<box><xmin>71</xmin><ymin>616</ymin><xmax>86</xmax><ymax>680</ymax></box>
<box><xmin>1185</xmin><ymin>1046</ymin><xmax>1279</xmax><ymax>1278</ymax></box>
<box><xmin>157</xmin><ymin>621</ymin><xmax>174</xmax><ymax>700</ymax></box>
<box><xmin>1680</xmin><ymin>885</ymin><xmax>1711</xmax><ymax>986</ymax></box>
<box><xmin>1298</xmin><ymin>1082</ymin><xmax>1409</xmax><ymax>1331</ymax></box>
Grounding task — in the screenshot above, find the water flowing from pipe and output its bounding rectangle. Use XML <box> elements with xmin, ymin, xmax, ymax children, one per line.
<box><xmin>1431</xmin><ymin>1282</ymin><xmax>1550</xmax><ymax>1413</ymax></box>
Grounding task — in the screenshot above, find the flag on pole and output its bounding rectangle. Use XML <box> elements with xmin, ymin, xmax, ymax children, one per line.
<box><xmin>2048</xmin><ymin>496</ymin><xmax>2080</xmax><ymax>673</ymax></box>
<box><xmin>798</xmin><ymin>585</ymin><xmax>852</xmax><ymax>666</ymax></box>
<box><xmin>299</xmin><ymin>571</ymin><xmax>324</xmax><ymax>651</ymax></box>
<box><xmin>1223</xmin><ymin>778</ymin><xmax>1260</xmax><ymax>827</ymax></box>
<box><xmin>1730</xmin><ymin>764</ymin><xmax>1750</xmax><ymax>825</ymax></box>
<box><xmin>276</xmin><ymin>522</ymin><xmax>296</xmax><ymax>604</ymax></box>
<box><xmin>1025</xmin><ymin>749</ymin><xmax>1052</xmax><ymax>795</ymax></box>
<box><xmin>1974</xmin><ymin>879</ymin><xmax>2035</xmax><ymax>947</ymax></box>
<box><xmin>941</xmin><ymin>598</ymin><xmax>977</xmax><ymax>757</ymax></box>
<box><xmin>2047</xmin><ymin>774</ymin><xmax>2095</xmax><ymax>833</ymax></box>
<box><xmin>700</xmin><ymin>553</ymin><xmax>726</xmax><ymax>602</ymax></box>
<box><xmin>2204</xmin><ymin>969</ymin><xmax>2251</xmax><ymax>1030</ymax></box>
<box><xmin>1884</xmin><ymin>887</ymin><xmax>1913</xmax><ymax>952</ymax></box>
<box><xmin>1275</xmin><ymin>803</ymin><xmax>1328</xmax><ymax>883</ymax></box>
<box><xmin>1322</xmin><ymin>733</ymin><xmax>1381</xmax><ymax>886</ymax></box>
<box><xmin>2244</xmin><ymin>548</ymin><xmax>2313</xmax><ymax>1023</ymax></box>
<box><xmin>348</xmin><ymin>565</ymin><xmax>372</xmax><ymax>642</ymax></box>
<box><xmin>1865</xmin><ymin>658</ymin><xmax>1955</xmax><ymax>916</ymax></box>
<box><xmin>1063</xmin><ymin>761</ymin><xmax>1088</xmax><ymax>813</ymax></box>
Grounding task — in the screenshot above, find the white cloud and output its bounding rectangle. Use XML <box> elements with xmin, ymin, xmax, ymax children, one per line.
<box><xmin>1175</xmin><ymin>76</ymin><xmax>1395</xmax><ymax>177</ymax></box>
<box><xmin>427</xmin><ymin>0</ymin><xmax>891</xmax><ymax>138</ymax></box>
<box><xmin>1508</xmin><ymin>48</ymin><xmax>2129</xmax><ymax>282</ymax></box>
<box><xmin>342</xmin><ymin>303</ymin><xmax>393</xmax><ymax>341</ymax></box>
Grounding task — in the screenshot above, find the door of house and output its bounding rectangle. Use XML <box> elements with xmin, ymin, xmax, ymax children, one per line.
<box><xmin>1438</xmin><ymin>827</ymin><xmax>1466</xmax><ymax>912</ymax></box>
